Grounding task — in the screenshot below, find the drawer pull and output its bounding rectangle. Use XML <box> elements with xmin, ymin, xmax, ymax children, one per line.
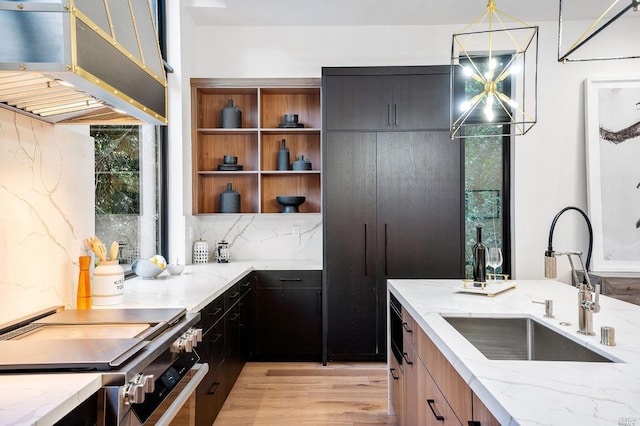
<box><xmin>279</xmin><ymin>277</ymin><xmax>302</xmax><ymax>282</ymax></box>
<box><xmin>401</xmin><ymin>352</ymin><xmax>413</xmax><ymax>365</ymax></box>
<box><xmin>229</xmin><ymin>313</ymin><xmax>240</xmax><ymax>321</ymax></box>
<box><xmin>402</xmin><ymin>322</ymin><xmax>413</xmax><ymax>333</ymax></box>
<box><xmin>210</xmin><ymin>333</ymin><xmax>222</xmax><ymax>344</ymax></box>
<box><xmin>207</xmin><ymin>381</ymin><xmax>221</xmax><ymax>395</ymax></box>
<box><xmin>427</xmin><ymin>399</ymin><xmax>445</xmax><ymax>421</ymax></box>
<box><xmin>209</xmin><ymin>307</ymin><xmax>222</xmax><ymax>317</ymax></box>
<box><xmin>228</xmin><ymin>291</ymin><xmax>240</xmax><ymax>299</ymax></box>
<box><xmin>389</xmin><ymin>368</ymin><xmax>399</xmax><ymax>380</ymax></box>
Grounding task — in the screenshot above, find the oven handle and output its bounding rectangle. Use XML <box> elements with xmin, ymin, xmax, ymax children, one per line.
<box><xmin>153</xmin><ymin>362</ymin><xmax>209</xmax><ymax>426</ymax></box>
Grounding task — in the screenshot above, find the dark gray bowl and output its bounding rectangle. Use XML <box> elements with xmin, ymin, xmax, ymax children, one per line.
<box><xmin>283</xmin><ymin>114</ymin><xmax>298</xmax><ymax>123</ymax></box>
<box><xmin>276</xmin><ymin>196</ymin><xmax>306</xmax><ymax>213</ymax></box>
<box><xmin>223</xmin><ymin>155</ymin><xmax>238</xmax><ymax>164</ymax></box>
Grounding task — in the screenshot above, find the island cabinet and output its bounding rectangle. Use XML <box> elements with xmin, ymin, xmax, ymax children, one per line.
<box><xmin>191</xmin><ymin>78</ymin><xmax>321</xmax><ymax>214</ymax></box>
<box><xmin>576</xmin><ymin>271</ymin><xmax>640</xmax><ymax>306</ymax></box>
<box><xmin>253</xmin><ymin>270</ymin><xmax>322</xmax><ymax>360</ymax></box>
<box><xmin>323</xmin><ymin>66</ymin><xmax>463</xmax><ymax>361</ymax></box>
<box><xmin>195</xmin><ymin>274</ymin><xmax>254</xmax><ymax>426</ymax></box>
<box><xmin>390</xmin><ymin>308</ymin><xmax>499</xmax><ymax>426</ymax></box>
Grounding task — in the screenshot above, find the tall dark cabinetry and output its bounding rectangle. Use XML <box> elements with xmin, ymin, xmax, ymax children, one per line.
<box><xmin>322</xmin><ymin>66</ymin><xmax>464</xmax><ymax>362</ymax></box>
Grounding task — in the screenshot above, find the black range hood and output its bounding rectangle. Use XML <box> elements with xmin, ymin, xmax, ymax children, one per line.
<box><xmin>0</xmin><ymin>0</ymin><xmax>168</xmax><ymax>125</ymax></box>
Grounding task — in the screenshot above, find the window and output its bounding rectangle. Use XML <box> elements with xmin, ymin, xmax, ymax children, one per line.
<box><xmin>92</xmin><ymin>125</ymin><xmax>162</xmax><ymax>272</ymax></box>
<box><xmin>456</xmin><ymin>56</ymin><xmax>512</xmax><ymax>278</ymax></box>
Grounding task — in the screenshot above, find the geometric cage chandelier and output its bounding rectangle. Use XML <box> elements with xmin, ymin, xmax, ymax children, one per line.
<box><xmin>450</xmin><ymin>0</ymin><xmax>539</xmax><ymax>139</ymax></box>
<box><xmin>558</xmin><ymin>0</ymin><xmax>640</xmax><ymax>62</ymax></box>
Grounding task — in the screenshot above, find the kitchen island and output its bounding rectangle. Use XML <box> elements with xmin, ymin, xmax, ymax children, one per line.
<box><xmin>389</xmin><ymin>279</ymin><xmax>640</xmax><ymax>425</ymax></box>
<box><xmin>0</xmin><ymin>260</ymin><xmax>320</xmax><ymax>425</ymax></box>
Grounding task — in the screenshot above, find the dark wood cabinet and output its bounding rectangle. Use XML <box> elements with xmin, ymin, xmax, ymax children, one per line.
<box><xmin>323</xmin><ymin>66</ymin><xmax>463</xmax><ymax>362</ymax></box>
<box><xmin>254</xmin><ymin>270</ymin><xmax>322</xmax><ymax>360</ymax></box>
<box><xmin>195</xmin><ymin>273</ymin><xmax>254</xmax><ymax>426</ymax></box>
<box><xmin>324</xmin><ymin>68</ymin><xmax>450</xmax><ymax>131</ymax></box>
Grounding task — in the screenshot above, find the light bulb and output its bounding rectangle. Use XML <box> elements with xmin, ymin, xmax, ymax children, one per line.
<box><xmin>463</xmin><ymin>66</ymin><xmax>474</xmax><ymax>77</ymax></box>
<box><xmin>460</xmin><ymin>101</ymin><xmax>471</xmax><ymax>112</ymax></box>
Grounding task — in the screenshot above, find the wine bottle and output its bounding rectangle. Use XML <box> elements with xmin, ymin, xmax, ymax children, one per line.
<box><xmin>472</xmin><ymin>226</ymin><xmax>487</xmax><ymax>285</ymax></box>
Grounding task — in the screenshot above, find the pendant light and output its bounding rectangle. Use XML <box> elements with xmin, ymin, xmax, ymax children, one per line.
<box><xmin>450</xmin><ymin>0</ymin><xmax>538</xmax><ymax>139</ymax></box>
<box><xmin>558</xmin><ymin>0</ymin><xmax>640</xmax><ymax>62</ymax></box>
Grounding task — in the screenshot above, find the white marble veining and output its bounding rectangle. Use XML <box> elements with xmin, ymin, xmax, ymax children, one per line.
<box><xmin>0</xmin><ymin>110</ymin><xmax>94</xmax><ymax>325</ymax></box>
<box><xmin>0</xmin><ymin>373</ymin><xmax>102</xmax><ymax>426</ymax></box>
<box><xmin>186</xmin><ymin>214</ymin><xmax>322</xmax><ymax>263</ymax></box>
<box><xmin>389</xmin><ymin>279</ymin><xmax>640</xmax><ymax>426</ymax></box>
<box><xmin>0</xmin><ymin>260</ymin><xmax>320</xmax><ymax>424</ymax></box>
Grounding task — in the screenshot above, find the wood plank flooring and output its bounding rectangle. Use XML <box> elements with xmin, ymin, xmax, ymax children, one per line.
<box><xmin>213</xmin><ymin>362</ymin><xmax>398</xmax><ymax>426</ymax></box>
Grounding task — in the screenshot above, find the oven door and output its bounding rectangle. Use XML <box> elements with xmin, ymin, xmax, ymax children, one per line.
<box><xmin>141</xmin><ymin>362</ymin><xmax>208</xmax><ymax>425</ymax></box>
<box><xmin>102</xmin><ymin>353</ymin><xmax>209</xmax><ymax>426</ymax></box>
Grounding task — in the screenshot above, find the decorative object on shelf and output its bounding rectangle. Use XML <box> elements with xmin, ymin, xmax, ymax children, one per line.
<box><xmin>279</xmin><ymin>113</ymin><xmax>304</xmax><ymax>128</ymax></box>
<box><xmin>223</xmin><ymin>154</ymin><xmax>237</xmax><ymax>164</ymax></box>
<box><xmin>93</xmin><ymin>260</ymin><xmax>125</xmax><ymax>304</ymax></box>
<box><xmin>472</xmin><ymin>226</ymin><xmax>487</xmax><ymax>285</ymax></box>
<box><xmin>221</xmin><ymin>99</ymin><xmax>241</xmax><ymax>128</ymax></box>
<box><xmin>216</xmin><ymin>240</ymin><xmax>230</xmax><ymax>263</ymax></box>
<box><xmin>277</xmin><ymin>139</ymin><xmax>290</xmax><ymax>170</ymax></box>
<box><xmin>220</xmin><ymin>182</ymin><xmax>241</xmax><ymax>213</ymax></box>
<box><xmin>450</xmin><ymin>0</ymin><xmax>538</xmax><ymax>139</ymax></box>
<box><xmin>292</xmin><ymin>155</ymin><xmax>312</xmax><ymax>170</ymax></box>
<box><xmin>76</xmin><ymin>255</ymin><xmax>92</xmax><ymax>309</ymax></box>
<box><xmin>558</xmin><ymin>0</ymin><xmax>640</xmax><ymax>62</ymax></box>
<box><xmin>217</xmin><ymin>154</ymin><xmax>243</xmax><ymax>171</ymax></box>
<box><xmin>276</xmin><ymin>195</ymin><xmax>306</xmax><ymax>213</ymax></box>
<box><xmin>193</xmin><ymin>240</ymin><xmax>209</xmax><ymax>263</ymax></box>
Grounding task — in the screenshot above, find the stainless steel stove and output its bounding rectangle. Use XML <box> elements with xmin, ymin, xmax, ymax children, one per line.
<box><xmin>0</xmin><ymin>307</ymin><xmax>207</xmax><ymax>425</ymax></box>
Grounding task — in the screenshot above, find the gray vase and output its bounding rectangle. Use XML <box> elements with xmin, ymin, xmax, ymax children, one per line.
<box><xmin>220</xmin><ymin>183</ymin><xmax>240</xmax><ymax>213</ymax></box>
<box><xmin>221</xmin><ymin>99</ymin><xmax>241</xmax><ymax>128</ymax></box>
<box><xmin>277</xmin><ymin>139</ymin><xmax>290</xmax><ymax>171</ymax></box>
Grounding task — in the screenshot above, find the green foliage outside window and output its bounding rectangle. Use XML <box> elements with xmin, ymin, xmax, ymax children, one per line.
<box><xmin>91</xmin><ymin>126</ymin><xmax>140</xmax><ymax>215</ymax></box>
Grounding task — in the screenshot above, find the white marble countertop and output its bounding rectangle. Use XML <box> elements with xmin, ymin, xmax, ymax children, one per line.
<box><xmin>388</xmin><ymin>279</ymin><xmax>640</xmax><ymax>426</ymax></box>
<box><xmin>1</xmin><ymin>260</ymin><xmax>320</xmax><ymax>425</ymax></box>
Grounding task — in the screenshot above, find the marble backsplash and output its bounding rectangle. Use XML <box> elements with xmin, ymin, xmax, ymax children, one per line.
<box><xmin>0</xmin><ymin>109</ymin><xmax>94</xmax><ymax>325</ymax></box>
<box><xmin>186</xmin><ymin>213</ymin><xmax>322</xmax><ymax>263</ymax></box>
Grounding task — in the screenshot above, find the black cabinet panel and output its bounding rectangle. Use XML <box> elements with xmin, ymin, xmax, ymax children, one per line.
<box><xmin>254</xmin><ymin>270</ymin><xmax>322</xmax><ymax>360</ymax></box>
<box><xmin>376</xmin><ymin>131</ymin><xmax>462</xmax><ymax>279</ymax></box>
<box><xmin>325</xmin><ymin>132</ymin><xmax>378</xmax><ymax>358</ymax></box>
<box><xmin>323</xmin><ymin>67</ymin><xmax>450</xmax><ymax>131</ymax></box>
<box><xmin>323</xmin><ymin>66</ymin><xmax>463</xmax><ymax>362</ymax></box>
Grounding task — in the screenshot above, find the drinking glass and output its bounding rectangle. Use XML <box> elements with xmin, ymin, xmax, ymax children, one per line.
<box><xmin>487</xmin><ymin>247</ymin><xmax>503</xmax><ymax>281</ymax></box>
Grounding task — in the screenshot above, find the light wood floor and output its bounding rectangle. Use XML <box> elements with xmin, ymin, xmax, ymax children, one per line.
<box><xmin>213</xmin><ymin>362</ymin><xmax>398</xmax><ymax>426</ymax></box>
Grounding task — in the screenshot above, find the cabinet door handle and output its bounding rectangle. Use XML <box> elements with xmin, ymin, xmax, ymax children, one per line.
<box><xmin>317</xmin><ymin>290</ymin><xmax>322</xmax><ymax>313</ymax></box>
<box><xmin>279</xmin><ymin>277</ymin><xmax>302</xmax><ymax>282</ymax></box>
<box><xmin>384</xmin><ymin>223</ymin><xmax>389</xmax><ymax>276</ymax></box>
<box><xmin>364</xmin><ymin>223</ymin><xmax>368</xmax><ymax>276</ymax></box>
<box><xmin>402</xmin><ymin>322</ymin><xmax>413</xmax><ymax>333</ymax></box>
<box><xmin>207</xmin><ymin>381</ymin><xmax>222</xmax><ymax>395</ymax></box>
<box><xmin>389</xmin><ymin>368</ymin><xmax>399</xmax><ymax>380</ymax></box>
<box><xmin>427</xmin><ymin>399</ymin><xmax>445</xmax><ymax>421</ymax></box>
<box><xmin>394</xmin><ymin>103</ymin><xmax>398</xmax><ymax>126</ymax></box>
<box><xmin>402</xmin><ymin>352</ymin><xmax>413</xmax><ymax>365</ymax></box>
<box><xmin>229</xmin><ymin>313</ymin><xmax>240</xmax><ymax>321</ymax></box>
<box><xmin>387</xmin><ymin>104</ymin><xmax>391</xmax><ymax>126</ymax></box>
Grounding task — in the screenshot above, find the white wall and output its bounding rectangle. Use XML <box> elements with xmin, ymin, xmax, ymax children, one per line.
<box><xmin>170</xmin><ymin>14</ymin><xmax>640</xmax><ymax>281</ymax></box>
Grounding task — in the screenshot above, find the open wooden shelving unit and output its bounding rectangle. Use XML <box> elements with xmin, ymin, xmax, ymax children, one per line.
<box><xmin>191</xmin><ymin>79</ymin><xmax>321</xmax><ymax>214</ymax></box>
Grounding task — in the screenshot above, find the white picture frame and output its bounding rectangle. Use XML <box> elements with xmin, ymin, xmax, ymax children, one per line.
<box><xmin>584</xmin><ymin>76</ymin><xmax>640</xmax><ymax>272</ymax></box>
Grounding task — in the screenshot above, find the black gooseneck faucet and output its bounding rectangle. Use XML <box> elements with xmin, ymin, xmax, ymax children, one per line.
<box><xmin>544</xmin><ymin>206</ymin><xmax>593</xmax><ymax>278</ymax></box>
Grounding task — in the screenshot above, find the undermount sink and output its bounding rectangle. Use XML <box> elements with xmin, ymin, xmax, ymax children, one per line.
<box><xmin>443</xmin><ymin>316</ymin><xmax>616</xmax><ymax>363</ymax></box>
